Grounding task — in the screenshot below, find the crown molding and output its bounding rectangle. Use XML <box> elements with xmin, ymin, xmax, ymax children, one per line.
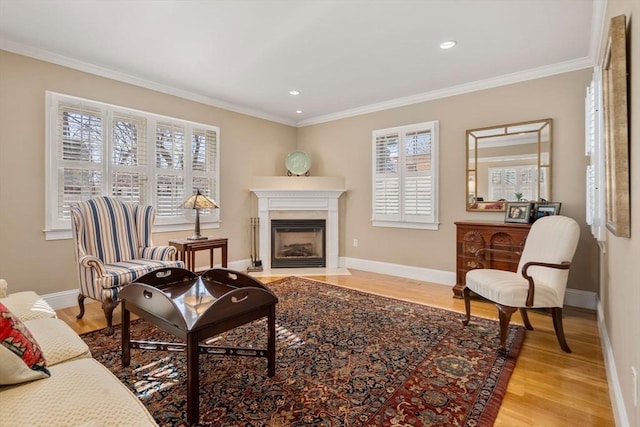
<box><xmin>296</xmin><ymin>57</ymin><xmax>595</xmax><ymax>127</ymax></box>
<box><xmin>2</xmin><ymin>36</ymin><xmax>597</xmax><ymax>130</ymax></box>
<box><xmin>0</xmin><ymin>38</ymin><xmax>297</xmax><ymax>127</ymax></box>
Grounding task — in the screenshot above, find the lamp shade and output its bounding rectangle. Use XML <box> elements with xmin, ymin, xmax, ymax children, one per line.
<box><xmin>181</xmin><ymin>189</ymin><xmax>218</xmax><ymax>240</ymax></box>
<box><xmin>180</xmin><ymin>190</ymin><xmax>218</xmax><ymax>210</ymax></box>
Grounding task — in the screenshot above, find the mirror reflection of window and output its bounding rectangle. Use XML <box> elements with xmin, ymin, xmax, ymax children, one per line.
<box><xmin>466</xmin><ymin>119</ymin><xmax>552</xmax><ymax>211</ymax></box>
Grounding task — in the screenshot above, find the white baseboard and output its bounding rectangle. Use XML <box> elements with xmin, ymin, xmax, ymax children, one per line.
<box><xmin>564</xmin><ymin>288</ymin><xmax>598</xmax><ymax>310</ymax></box>
<box><xmin>598</xmin><ymin>299</ymin><xmax>630</xmax><ymax>427</ymax></box>
<box><xmin>44</xmin><ymin>289</ymin><xmax>79</xmax><ymax>311</ymax></box>
<box><xmin>42</xmin><ymin>258</ymin><xmax>597</xmax><ymax>312</ymax></box>
<box><xmin>342</xmin><ymin>256</ymin><xmax>456</xmax><ymax>287</ymax></box>
<box><xmin>341</xmin><ymin>257</ymin><xmax>597</xmax><ymax>310</ymax></box>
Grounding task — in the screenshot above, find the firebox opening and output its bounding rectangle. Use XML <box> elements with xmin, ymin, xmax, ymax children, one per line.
<box><xmin>271</xmin><ymin>219</ymin><xmax>326</xmax><ymax>268</ymax></box>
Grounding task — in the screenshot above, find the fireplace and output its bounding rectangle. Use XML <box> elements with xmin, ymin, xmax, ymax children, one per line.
<box><xmin>250</xmin><ymin>176</ymin><xmax>346</xmax><ymax>270</ymax></box>
<box><xmin>271</xmin><ymin>219</ymin><xmax>326</xmax><ymax>268</ymax></box>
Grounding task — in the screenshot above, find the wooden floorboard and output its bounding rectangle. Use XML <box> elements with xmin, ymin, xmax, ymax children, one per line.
<box><xmin>57</xmin><ymin>269</ymin><xmax>615</xmax><ymax>426</ymax></box>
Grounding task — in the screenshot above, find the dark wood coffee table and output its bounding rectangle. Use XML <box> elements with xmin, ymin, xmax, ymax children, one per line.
<box><xmin>119</xmin><ymin>267</ymin><xmax>278</xmax><ymax>425</ymax></box>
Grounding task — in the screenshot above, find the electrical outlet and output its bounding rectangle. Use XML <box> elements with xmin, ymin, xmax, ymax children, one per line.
<box><xmin>353</xmin><ymin>238</ymin><xmax>359</xmax><ymax>247</ymax></box>
<box><xmin>633</xmin><ymin>366</ymin><xmax>638</xmax><ymax>407</ymax></box>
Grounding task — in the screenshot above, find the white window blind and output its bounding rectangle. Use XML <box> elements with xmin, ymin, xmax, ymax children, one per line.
<box><xmin>45</xmin><ymin>92</ymin><xmax>220</xmax><ymax>240</ymax></box>
<box><xmin>112</xmin><ymin>111</ymin><xmax>147</xmax><ymax>203</ymax></box>
<box><xmin>585</xmin><ymin>67</ymin><xmax>606</xmax><ymax>242</ymax></box>
<box><xmin>372</xmin><ymin>121</ymin><xmax>439</xmax><ymax>229</ymax></box>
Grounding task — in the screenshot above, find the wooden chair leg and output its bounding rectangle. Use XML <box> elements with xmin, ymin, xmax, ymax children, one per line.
<box><xmin>496</xmin><ymin>304</ymin><xmax>517</xmax><ymax>352</ymax></box>
<box><xmin>462</xmin><ymin>287</ymin><xmax>472</xmax><ymax>326</ymax></box>
<box><xmin>76</xmin><ymin>294</ymin><xmax>86</xmax><ymax>320</ymax></box>
<box><xmin>551</xmin><ymin>307</ymin><xmax>572</xmax><ymax>353</ymax></box>
<box><xmin>101</xmin><ymin>297</ymin><xmax>119</xmax><ymax>335</ymax></box>
<box><xmin>519</xmin><ymin>307</ymin><xmax>534</xmax><ymax>330</ymax></box>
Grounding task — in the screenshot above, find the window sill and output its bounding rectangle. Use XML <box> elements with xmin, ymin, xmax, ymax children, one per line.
<box><xmin>44</xmin><ymin>222</ymin><xmax>221</xmax><ymax>241</ymax></box>
<box><xmin>371</xmin><ymin>220</ymin><xmax>439</xmax><ymax>230</ymax></box>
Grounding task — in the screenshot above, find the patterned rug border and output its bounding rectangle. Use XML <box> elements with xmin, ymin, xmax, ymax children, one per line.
<box><xmin>82</xmin><ymin>275</ymin><xmax>525</xmax><ymax>426</ymax></box>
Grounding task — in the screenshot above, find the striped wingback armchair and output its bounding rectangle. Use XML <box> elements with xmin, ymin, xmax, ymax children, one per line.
<box><xmin>71</xmin><ymin>196</ymin><xmax>184</xmax><ymax>333</ymax></box>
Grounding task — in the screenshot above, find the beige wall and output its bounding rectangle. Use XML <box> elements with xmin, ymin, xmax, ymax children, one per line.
<box><xmin>0</xmin><ymin>51</ymin><xmax>599</xmax><ymax>297</ymax></box>
<box><xmin>0</xmin><ymin>51</ymin><xmax>297</xmax><ymax>296</ymax></box>
<box><xmin>599</xmin><ymin>1</ymin><xmax>640</xmax><ymax>425</ymax></box>
<box><xmin>297</xmin><ymin>70</ymin><xmax>597</xmax><ymax>293</ymax></box>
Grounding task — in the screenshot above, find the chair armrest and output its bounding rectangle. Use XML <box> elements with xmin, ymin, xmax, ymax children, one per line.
<box><xmin>140</xmin><ymin>246</ymin><xmax>178</xmax><ymax>261</ymax></box>
<box><xmin>521</xmin><ymin>261</ymin><xmax>571</xmax><ymax>306</ymax></box>
<box><xmin>78</xmin><ymin>255</ymin><xmax>107</xmax><ymax>276</ymax></box>
<box><xmin>474</xmin><ymin>248</ymin><xmax>521</xmax><ymax>269</ymax></box>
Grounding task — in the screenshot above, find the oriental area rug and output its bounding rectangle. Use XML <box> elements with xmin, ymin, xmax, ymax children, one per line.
<box><xmin>81</xmin><ymin>277</ymin><xmax>524</xmax><ymax>426</ymax></box>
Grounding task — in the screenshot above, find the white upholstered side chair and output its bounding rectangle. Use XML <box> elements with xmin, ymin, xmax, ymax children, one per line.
<box><xmin>71</xmin><ymin>196</ymin><xmax>184</xmax><ymax>333</ymax></box>
<box><xmin>462</xmin><ymin>215</ymin><xmax>580</xmax><ymax>353</ymax></box>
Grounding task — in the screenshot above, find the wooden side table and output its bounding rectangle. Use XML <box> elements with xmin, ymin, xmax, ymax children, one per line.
<box><xmin>169</xmin><ymin>238</ymin><xmax>228</xmax><ymax>271</ymax></box>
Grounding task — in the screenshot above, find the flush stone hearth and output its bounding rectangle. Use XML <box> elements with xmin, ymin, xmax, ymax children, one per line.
<box><xmin>250</xmin><ymin>176</ymin><xmax>346</xmax><ymax>270</ymax></box>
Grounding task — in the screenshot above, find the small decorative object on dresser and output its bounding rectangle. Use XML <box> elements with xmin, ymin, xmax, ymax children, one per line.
<box><xmin>532</xmin><ymin>202</ymin><xmax>562</xmax><ymax>222</ymax></box>
<box><xmin>504</xmin><ymin>202</ymin><xmax>533</xmax><ymax>223</ymax></box>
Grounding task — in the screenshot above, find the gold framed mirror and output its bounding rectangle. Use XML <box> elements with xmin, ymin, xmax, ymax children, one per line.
<box><xmin>602</xmin><ymin>14</ymin><xmax>630</xmax><ymax>237</ymax></box>
<box><xmin>466</xmin><ymin>119</ymin><xmax>552</xmax><ymax>212</ymax></box>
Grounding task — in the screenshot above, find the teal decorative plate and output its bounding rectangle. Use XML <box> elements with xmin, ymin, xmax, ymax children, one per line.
<box><xmin>286</xmin><ymin>151</ymin><xmax>311</xmax><ymax>176</ymax></box>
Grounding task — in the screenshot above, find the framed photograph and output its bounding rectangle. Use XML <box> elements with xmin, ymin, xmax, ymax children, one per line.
<box><xmin>533</xmin><ymin>202</ymin><xmax>562</xmax><ymax>221</ymax></box>
<box><xmin>602</xmin><ymin>14</ymin><xmax>630</xmax><ymax>237</ymax></box>
<box><xmin>504</xmin><ymin>202</ymin><xmax>532</xmax><ymax>223</ymax></box>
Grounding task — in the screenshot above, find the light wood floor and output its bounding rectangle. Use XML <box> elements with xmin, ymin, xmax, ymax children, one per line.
<box><xmin>57</xmin><ymin>269</ymin><xmax>614</xmax><ymax>426</ymax></box>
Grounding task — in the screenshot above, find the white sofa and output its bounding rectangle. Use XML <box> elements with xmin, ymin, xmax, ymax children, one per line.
<box><xmin>0</xmin><ymin>284</ymin><xmax>157</xmax><ymax>426</ymax></box>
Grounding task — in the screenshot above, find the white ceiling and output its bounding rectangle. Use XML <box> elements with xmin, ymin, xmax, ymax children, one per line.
<box><xmin>0</xmin><ymin>0</ymin><xmax>603</xmax><ymax>126</ymax></box>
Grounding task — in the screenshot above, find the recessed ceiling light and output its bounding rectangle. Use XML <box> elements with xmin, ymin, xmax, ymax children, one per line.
<box><xmin>296</xmin><ymin>110</ymin><xmax>304</xmax><ymax>114</ymax></box>
<box><xmin>439</xmin><ymin>40</ymin><xmax>457</xmax><ymax>49</ymax></box>
<box><xmin>289</xmin><ymin>90</ymin><xmax>300</xmax><ymax>95</ymax></box>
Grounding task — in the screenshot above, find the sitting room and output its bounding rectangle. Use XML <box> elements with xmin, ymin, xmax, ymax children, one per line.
<box><xmin>0</xmin><ymin>1</ymin><xmax>638</xmax><ymax>426</ymax></box>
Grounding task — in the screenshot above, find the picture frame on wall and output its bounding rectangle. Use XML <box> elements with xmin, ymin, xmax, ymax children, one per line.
<box><xmin>504</xmin><ymin>202</ymin><xmax>532</xmax><ymax>224</ymax></box>
<box><xmin>602</xmin><ymin>14</ymin><xmax>630</xmax><ymax>237</ymax></box>
<box><xmin>532</xmin><ymin>202</ymin><xmax>562</xmax><ymax>221</ymax></box>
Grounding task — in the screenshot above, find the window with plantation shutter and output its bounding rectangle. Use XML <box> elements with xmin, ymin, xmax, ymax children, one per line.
<box><xmin>372</xmin><ymin>121</ymin><xmax>439</xmax><ymax>230</ymax></box>
<box><xmin>45</xmin><ymin>92</ymin><xmax>220</xmax><ymax>240</ymax></box>
<box><xmin>585</xmin><ymin>67</ymin><xmax>606</xmax><ymax>242</ymax></box>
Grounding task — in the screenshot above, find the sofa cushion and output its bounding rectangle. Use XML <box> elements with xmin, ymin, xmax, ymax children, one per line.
<box><xmin>0</xmin><ymin>358</ymin><xmax>158</xmax><ymax>426</ymax></box>
<box><xmin>0</xmin><ymin>290</ymin><xmax>57</xmax><ymax>321</ymax></box>
<box><xmin>0</xmin><ymin>302</ymin><xmax>50</xmax><ymax>385</ymax></box>
<box><xmin>25</xmin><ymin>317</ymin><xmax>91</xmax><ymax>366</ymax></box>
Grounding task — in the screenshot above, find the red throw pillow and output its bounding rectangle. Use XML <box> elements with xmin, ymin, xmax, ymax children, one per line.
<box><xmin>0</xmin><ymin>301</ymin><xmax>50</xmax><ymax>384</ymax></box>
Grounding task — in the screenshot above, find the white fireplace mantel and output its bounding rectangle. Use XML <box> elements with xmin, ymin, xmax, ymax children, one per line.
<box><xmin>250</xmin><ymin>176</ymin><xmax>346</xmax><ymax>270</ymax></box>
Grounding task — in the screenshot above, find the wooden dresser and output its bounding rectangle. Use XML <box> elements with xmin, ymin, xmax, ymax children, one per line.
<box><xmin>453</xmin><ymin>221</ymin><xmax>531</xmax><ymax>298</ymax></box>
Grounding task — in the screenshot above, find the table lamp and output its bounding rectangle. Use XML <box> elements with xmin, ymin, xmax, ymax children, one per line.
<box><xmin>181</xmin><ymin>189</ymin><xmax>218</xmax><ymax>240</ymax></box>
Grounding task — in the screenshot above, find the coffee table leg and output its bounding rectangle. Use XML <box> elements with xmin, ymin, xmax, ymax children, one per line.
<box><xmin>268</xmin><ymin>304</ymin><xmax>276</xmax><ymax>377</ymax></box>
<box><xmin>121</xmin><ymin>303</ymin><xmax>130</xmax><ymax>367</ymax></box>
<box><xmin>186</xmin><ymin>333</ymin><xmax>199</xmax><ymax>425</ymax></box>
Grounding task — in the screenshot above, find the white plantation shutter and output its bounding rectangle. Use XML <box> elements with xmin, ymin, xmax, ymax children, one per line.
<box><xmin>55</xmin><ymin>102</ymin><xmax>104</xmax><ymax>222</ymax></box>
<box><xmin>191</xmin><ymin>128</ymin><xmax>219</xmax><ymax>219</ymax></box>
<box><xmin>111</xmin><ymin>112</ymin><xmax>148</xmax><ymax>203</ymax></box>
<box><xmin>372</xmin><ymin>121</ymin><xmax>439</xmax><ymax>229</ymax></box>
<box><xmin>155</xmin><ymin>123</ymin><xmax>186</xmax><ymax>217</ymax></box>
<box><xmin>374</xmin><ymin>133</ymin><xmax>400</xmax><ymax>220</ymax></box>
<box><xmin>585</xmin><ymin>67</ymin><xmax>606</xmax><ymax>242</ymax></box>
<box><xmin>45</xmin><ymin>92</ymin><xmax>220</xmax><ymax>239</ymax></box>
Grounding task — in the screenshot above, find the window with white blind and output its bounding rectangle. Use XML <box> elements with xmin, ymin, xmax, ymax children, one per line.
<box><xmin>372</xmin><ymin>121</ymin><xmax>439</xmax><ymax>230</ymax></box>
<box><xmin>585</xmin><ymin>67</ymin><xmax>606</xmax><ymax>242</ymax></box>
<box><xmin>45</xmin><ymin>92</ymin><xmax>220</xmax><ymax>240</ymax></box>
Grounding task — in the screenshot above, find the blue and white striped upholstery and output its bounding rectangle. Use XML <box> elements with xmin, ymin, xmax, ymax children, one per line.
<box><xmin>71</xmin><ymin>197</ymin><xmax>184</xmax><ymax>303</ymax></box>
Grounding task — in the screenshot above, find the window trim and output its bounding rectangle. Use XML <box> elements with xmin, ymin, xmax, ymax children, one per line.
<box><xmin>44</xmin><ymin>91</ymin><xmax>220</xmax><ymax>240</ymax></box>
<box><xmin>371</xmin><ymin>120</ymin><xmax>439</xmax><ymax>230</ymax></box>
